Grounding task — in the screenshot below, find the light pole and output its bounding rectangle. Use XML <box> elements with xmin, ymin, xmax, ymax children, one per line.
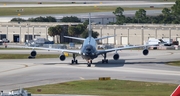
<box><xmin>114</xmin><ymin>27</ymin><xmax>116</xmax><ymax>45</ymax></box>
<box><xmin>46</xmin><ymin>26</ymin><xmax>48</xmax><ymax>39</ymax></box>
<box><xmin>27</xmin><ymin>23</ymin><xmax>30</xmax><ymax>41</ymax></box>
<box><xmin>107</xmin><ymin>33</ymin><xmax>109</xmax><ymax>45</ymax></box>
<box><xmin>6</xmin><ymin>25</ymin><xmax>8</xmax><ymax>39</ymax></box>
<box><xmin>0</xmin><ymin>31</ymin><xmax>1</xmax><ymax>40</ymax></box>
<box><xmin>141</xmin><ymin>27</ymin><xmax>144</xmax><ymax>45</ymax></box>
<box><xmin>169</xmin><ymin>28</ymin><xmax>171</xmax><ymax>39</ymax></box>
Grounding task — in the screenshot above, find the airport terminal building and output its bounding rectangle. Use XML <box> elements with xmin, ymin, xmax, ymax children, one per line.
<box><xmin>0</xmin><ymin>22</ymin><xmax>180</xmax><ymax>45</ymax></box>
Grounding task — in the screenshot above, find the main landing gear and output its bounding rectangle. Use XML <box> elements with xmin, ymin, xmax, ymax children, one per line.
<box><xmin>102</xmin><ymin>53</ymin><xmax>108</xmax><ymax>63</ymax></box>
<box><xmin>87</xmin><ymin>60</ymin><xmax>92</xmax><ymax>67</ymax></box>
<box><xmin>71</xmin><ymin>54</ymin><xmax>78</xmax><ymax>64</ymax></box>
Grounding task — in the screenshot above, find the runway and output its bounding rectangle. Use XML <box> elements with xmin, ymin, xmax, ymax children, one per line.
<box><xmin>0</xmin><ymin>50</ymin><xmax>180</xmax><ymax>92</ymax></box>
<box><xmin>0</xmin><ymin>1</ymin><xmax>173</xmax><ymax>22</ymax></box>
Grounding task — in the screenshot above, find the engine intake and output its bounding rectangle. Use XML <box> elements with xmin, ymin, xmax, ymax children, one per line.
<box><xmin>143</xmin><ymin>49</ymin><xmax>149</xmax><ymax>56</ymax></box>
<box><xmin>59</xmin><ymin>55</ymin><xmax>66</xmax><ymax>61</ymax></box>
<box><xmin>31</xmin><ymin>51</ymin><xmax>37</xmax><ymax>57</ymax></box>
<box><xmin>113</xmin><ymin>53</ymin><xmax>119</xmax><ymax>60</ymax></box>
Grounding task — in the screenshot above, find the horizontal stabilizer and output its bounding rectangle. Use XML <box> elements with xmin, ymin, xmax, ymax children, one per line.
<box><xmin>95</xmin><ymin>35</ymin><xmax>115</xmax><ymax>41</ymax></box>
<box><xmin>64</xmin><ymin>36</ymin><xmax>85</xmax><ymax>41</ymax></box>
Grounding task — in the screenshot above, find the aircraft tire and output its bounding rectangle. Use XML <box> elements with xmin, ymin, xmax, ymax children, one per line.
<box><xmin>87</xmin><ymin>64</ymin><xmax>91</xmax><ymax>67</ymax></box>
<box><xmin>102</xmin><ymin>60</ymin><xmax>104</xmax><ymax>63</ymax></box>
<box><xmin>106</xmin><ymin>59</ymin><xmax>108</xmax><ymax>63</ymax></box>
<box><xmin>75</xmin><ymin>60</ymin><xmax>78</xmax><ymax>64</ymax></box>
<box><xmin>71</xmin><ymin>60</ymin><xmax>74</xmax><ymax>64</ymax></box>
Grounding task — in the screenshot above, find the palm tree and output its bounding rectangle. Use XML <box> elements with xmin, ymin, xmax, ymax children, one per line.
<box><xmin>48</xmin><ymin>27</ymin><xmax>57</xmax><ymax>43</ymax></box>
<box><xmin>55</xmin><ymin>25</ymin><xmax>63</xmax><ymax>43</ymax></box>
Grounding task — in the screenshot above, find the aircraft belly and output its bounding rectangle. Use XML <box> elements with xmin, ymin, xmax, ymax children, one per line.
<box><xmin>81</xmin><ymin>54</ymin><xmax>97</xmax><ymax>60</ymax></box>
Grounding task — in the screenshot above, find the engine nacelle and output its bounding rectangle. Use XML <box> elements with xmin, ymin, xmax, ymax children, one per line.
<box><xmin>30</xmin><ymin>50</ymin><xmax>37</xmax><ymax>57</ymax></box>
<box><xmin>142</xmin><ymin>49</ymin><xmax>149</xmax><ymax>56</ymax></box>
<box><xmin>113</xmin><ymin>53</ymin><xmax>119</xmax><ymax>60</ymax></box>
<box><xmin>59</xmin><ymin>55</ymin><xmax>66</xmax><ymax>61</ymax></box>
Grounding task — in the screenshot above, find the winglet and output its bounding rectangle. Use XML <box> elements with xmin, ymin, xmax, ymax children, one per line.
<box><xmin>170</xmin><ymin>85</ymin><xmax>180</xmax><ymax>96</ymax></box>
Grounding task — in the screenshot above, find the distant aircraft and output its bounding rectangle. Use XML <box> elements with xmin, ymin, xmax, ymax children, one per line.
<box><xmin>13</xmin><ymin>13</ymin><xmax>164</xmax><ymax>67</ymax></box>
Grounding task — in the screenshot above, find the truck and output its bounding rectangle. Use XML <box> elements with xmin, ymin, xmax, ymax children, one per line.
<box><xmin>147</xmin><ymin>38</ymin><xmax>172</xmax><ymax>46</ymax></box>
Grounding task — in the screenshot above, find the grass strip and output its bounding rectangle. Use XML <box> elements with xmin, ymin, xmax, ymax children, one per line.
<box><xmin>24</xmin><ymin>79</ymin><xmax>177</xmax><ymax>96</ymax></box>
<box><xmin>0</xmin><ymin>54</ymin><xmax>59</xmax><ymax>59</ymax></box>
<box><xmin>167</xmin><ymin>61</ymin><xmax>180</xmax><ymax>66</ymax></box>
<box><xmin>0</xmin><ymin>6</ymin><xmax>163</xmax><ymax>16</ymax></box>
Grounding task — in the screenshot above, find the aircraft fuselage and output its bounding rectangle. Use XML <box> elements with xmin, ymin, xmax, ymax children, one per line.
<box><xmin>81</xmin><ymin>37</ymin><xmax>98</xmax><ymax>60</ymax></box>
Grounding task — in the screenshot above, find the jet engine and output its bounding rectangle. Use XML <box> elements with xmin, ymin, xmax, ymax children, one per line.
<box><xmin>142</xmin><ymin>49</ymin><xmax>149</xmax><ymax>56</ymax></box>
<box><xmin>30</xmin><ymin>50</ymin><xmax>37</xmax><ymax>57</ymax></box>
<box><xmin>113</xmin><ymin>53</ymin><xmax>119</xmax><ymax>60</ymax></box>
<box><xmin>59</xmin><ymin>55</ymin><xmax>66</xmax><ymax>61</ymax></box>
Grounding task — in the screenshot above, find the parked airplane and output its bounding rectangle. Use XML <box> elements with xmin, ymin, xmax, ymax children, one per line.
<box><xmin>12</xmin><ymin>13</ymin><xmax>164</xmax><ymax>67</ymax></box>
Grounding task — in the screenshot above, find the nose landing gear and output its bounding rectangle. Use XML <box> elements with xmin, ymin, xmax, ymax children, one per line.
<box><xmin>87</xmin><ymin>60</ymin><xmax>92</xmax><ymax>67</ymax></box>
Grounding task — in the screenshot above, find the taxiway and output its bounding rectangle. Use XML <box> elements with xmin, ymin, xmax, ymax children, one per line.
<box><xmin>0</xmin><ymin>50</ymin><xmax>180</xmax><ymax>91</ymax></box>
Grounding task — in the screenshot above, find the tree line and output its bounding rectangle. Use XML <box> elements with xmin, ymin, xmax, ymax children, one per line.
<box><xmin>11</xmin><ymin>16</ymin><xmax>99</xmax><ymax>43</ymax></box>
<box><xmin>48</xmin><ymin>20</ymin><xmax>99</xmax><ymax>43</ymax></box>
<box><xmin>113</xmin><ymin>0</ymin><xmax>180</xmax><ymax>24</ymax></box>
<box><xmin>11</xmin><ymin>16</ymin><xmax>81</xmax><ymax>22</ymax></box>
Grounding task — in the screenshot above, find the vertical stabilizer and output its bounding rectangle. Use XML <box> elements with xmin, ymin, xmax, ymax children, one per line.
<box><xmin>88</xmin><ymin>13</ymin><xmax>92</xmax><ymax>37</ymax></box>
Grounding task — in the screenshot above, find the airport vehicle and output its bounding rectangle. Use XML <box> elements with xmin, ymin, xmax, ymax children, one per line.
<box><xmin>2</xmin><ymin>38</ymin><xmax>10</xmax><ymax>43</ymax></box>
<box><xmin>147</xmin><ymin>38</ymin><xmax>172</xmax><ymax>46</ymax></box>
<box><xmin>12</xmin><ymin>14</ymin><xmax>164</xmax><ymax>67</ymax></box>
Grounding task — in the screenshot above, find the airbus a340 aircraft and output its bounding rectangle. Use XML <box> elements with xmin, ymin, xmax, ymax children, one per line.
<box><xmin>18</xmin><ymin>13</ymin><xmax>164</xmax><ymax>67</ymax></box>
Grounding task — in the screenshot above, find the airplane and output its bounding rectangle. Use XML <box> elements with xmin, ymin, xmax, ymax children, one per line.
<box><xmin>10</xmin><ymin>13</ymin><xmax>165</xmax><ymax>67</ymax></box>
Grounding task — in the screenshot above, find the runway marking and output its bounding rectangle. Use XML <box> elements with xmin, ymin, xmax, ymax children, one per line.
<box><xmin>53</xmin><ymin>65</ymin><xmax>180</xmax><ymax>76</ymax></box>
<box><xmin>0</xmin><ymin>64</ymin><xmax>36</xmax><ymax>73</ymax></box>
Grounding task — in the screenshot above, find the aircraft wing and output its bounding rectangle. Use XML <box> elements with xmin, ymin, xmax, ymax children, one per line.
<box><xmin>32</xmin><ymin>47</ymin><xmax>81</xmax><ymax>54</ymax></box>
<box><xmin>8</xmin><ymin>45</ymin><xmax>81</xmax><ymax>54</ymax></box>
<box><xmin>97</xmin><ymin>44</ymin><xmax>158</xmax><ymax>55</ymax></box>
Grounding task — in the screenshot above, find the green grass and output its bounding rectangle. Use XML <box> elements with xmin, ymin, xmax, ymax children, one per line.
<box><xmin>167</xmin><ymin>61</ymin><xmax>180</xmax><ymax>66</ymax></box>
<box><xmin>151</xmin><ymin>0</ymin><xmax>176</xmax><ymax>2</ymax></box>
<box><xmin>0</xmin><ymin>6</ymin><xmax>163</xmax><ymax>16</ymax></box>
<box><xmin>0</xmin><ymin>54</ymin><xmax>59</xmax><ymax>59</ymax></box>
<box><xmin>24</xmin><ymin>79</ymin><xmax>177</xmax><ymax>96</ymax></box>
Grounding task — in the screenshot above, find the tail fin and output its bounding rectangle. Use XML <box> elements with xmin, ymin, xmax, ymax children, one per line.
<box><xmin>170</xmin><ymin>85</ymin><xmax>180</xmax><ymax>96</ymax></box>
<box><xmin>88</xmin><ymin>13</ymin><xmax>92</xmax><ymax>37</ymax></box>
<box><xmin>143</xmin><ymin>40</ymin><xmax>147</xmax><ymax>45</ymax></box>
<box><xmin>158</xmin><ymin>39</ymin><xmax>166</xmax><ymax>43</ymax></box>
